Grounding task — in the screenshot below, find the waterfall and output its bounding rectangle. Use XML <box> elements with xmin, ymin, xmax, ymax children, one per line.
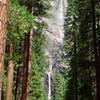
<box><xmin>44</xmin><ymin>0</ymin><xmax>66</xmax><ymax>99</ymax></box>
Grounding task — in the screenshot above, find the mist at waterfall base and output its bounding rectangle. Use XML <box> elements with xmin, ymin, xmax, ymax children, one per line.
<box><xmin>43</xmin><ymin>0</ymin><xmax>67</xmax><ymax>100</ymax></box>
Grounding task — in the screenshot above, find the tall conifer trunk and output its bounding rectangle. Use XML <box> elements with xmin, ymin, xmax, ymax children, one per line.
<box><xmin>15</xmin><ymin>67</ymin><xmax>21</xmax><ymax>100</ymax></box>
<box><xmin>21</xmin><ymin>33</ymin><xmax>30</xmax><ymax>100</ymax></box>
<box><xmin>26</xmin><ymin>29</ymin><xmax>33</xmax><ymax>100</ymax></box>
<box><xmin>73</xmin><ymin>31</ymin><xmax>77</xmax><ymax>100</ymax></box>
<box><xmin>72</xmin><ymin>20</ymin><xmax>78</xmax><ymax>100</ymax></box>
<box><xmin>6</xmin><ymin>44</ymin><xmax>14</xmax><ymax>100</ymax></box>
<box><xmin>21</xmin><ymin>6</ymin><xmax>33</xmax><ymax>99</ymax></box>
<box><xmin>0</xmin><ymin>0</ymin><xmax>9</xmax><ymax>99</ymax></box>
<box><xmin>21</xmin><ymin>30</ymin><xmax>33</xmax><ymax>100</ymax></box>
<box><xmin>91</xmin><ymin>0</ymin><xmax>100</xmax><ymax>99</ymax></box>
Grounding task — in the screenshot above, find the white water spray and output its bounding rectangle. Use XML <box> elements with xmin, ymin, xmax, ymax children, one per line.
<box><xmin>44</xmin><ymin>0</ymin><xmax>66</xmax><ymax>99</ymax></box>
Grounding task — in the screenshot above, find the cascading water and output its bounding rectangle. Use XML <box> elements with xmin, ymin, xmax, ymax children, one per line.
<box><xmin>44</xmin><ymin>0</ymin><xmax>66</xmax><ymax>99</ymax></box>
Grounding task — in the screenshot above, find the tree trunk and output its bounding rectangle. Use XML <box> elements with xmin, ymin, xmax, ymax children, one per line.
<box><xmin>91</xmin><ymin>0</ymin><xmax>100</xmax><ymax>100</ymax></box>
<box><xmin>73</xmin><ymin>31</ymin><xmax>78</xmax><ymax>100</ymax></box>
<box><xmin>0</xmin><ymin>0</ymin><xmax>9</xmax><ymax>99</ymax></box>
<box><xmin>15</xmin><ymin>67</ymin><xmax>21</xmax><ymax>100</ymax></box>
<box><xmin>21</xmin><ymin>29</ymin><xmax>33</xmax><ymax>100</ymax></box>
<box><xmin>21</xmin><ymin>33</ymin><xmax>30</xmax><ymax>100</ymax></box>
<box><xmin>72</xmin><ymin>19</ymin><xmax>78</xmax><ymax>100</ymax></box>
<box><xmin>26</xmin><ymin>29</ymin><xmax>33</xmax><ymax>100</ymax></box>
<box><xmin>6</xmin><ymin>44</ymin><xmax>14</xmax><ymax>100</ymax></box>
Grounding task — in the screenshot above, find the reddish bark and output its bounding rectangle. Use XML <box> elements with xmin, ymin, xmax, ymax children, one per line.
<box><xmin>26</xmin><ymin>29</ymin><xmax>33</xmax><ymax>100</ymax></box>
<box><xmin>0</xmin><ymin>0</ymin><xmax>9</xmax><ymax>99</ymax></box>
<box><xmin>6</xmin><ymin>44</ymin><xmax>14</xmax><ymax>100</ymax></box>
<box><xmin>21</xmin><ymin>33</ymin><xmax>30</xmax><ymax>100</ymax></box>
<box><xmin>21</xmin><ymin>30</ymin><xmax>33</xmax><ymax>100</ymax></box>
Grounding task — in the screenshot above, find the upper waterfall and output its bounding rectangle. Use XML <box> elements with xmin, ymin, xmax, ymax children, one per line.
<box><xmin>44</xmin><ymin>0</ymin><xmax>65</xmax><ymax>58</ymax></box>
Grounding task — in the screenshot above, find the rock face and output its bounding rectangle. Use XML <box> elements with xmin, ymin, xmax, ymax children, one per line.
<box><xmin>45</xmin><ymin>0</ymin><xmax>64</xmax><ymax>57</ymax></box>
<box><xmin>44</xmin><ymin>0</ymin><xmax>65</xmax><ymax>100</ymax></box>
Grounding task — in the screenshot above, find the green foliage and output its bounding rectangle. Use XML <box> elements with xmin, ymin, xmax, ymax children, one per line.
<box><xmin>64</xmin><ymin>0</ymin><xmax>98</xmax><ymax>100</ymax></box>
<box><xmin>53</xmin><ymin>69</ymin><xmax>66</xmax><ymax>100</ymax></box>
<box><xmin>30</xmin><ymin>25</ymin><xmax>47</xmax><ymax>100</ymax></box>
<box><xmin>19</xmin><ymin>0</ymin><xmax>50</xmax><ymax>16</ymax></box>
<box><xmin>65</xmin><ymin>67</ymin><xmax>74</xmax><ymax>100</ymax></box>
<box><xmin>23</xmin><ymin>0</ymin><xmax>50</xmax><ymax>99</ymax></box>
<box><xmin>7</xmin><ymin>0</ymin><xmax>35</xmax><ymax>67</ymax></box>
<box><xmin>3</xmin><ymin>0</ymin><xmax>35</xmax><ymax>99</ymax></box>
<box><xmin>8</xmin><ymin>0</ymin><xmax>35</xmax><ymax>45</ymax></box>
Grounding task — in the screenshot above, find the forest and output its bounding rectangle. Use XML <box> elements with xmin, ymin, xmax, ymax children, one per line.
<box><xmin>0</xmin><ymin>0</ymin><xmax>100</xmax><ymax>100</ymax></box>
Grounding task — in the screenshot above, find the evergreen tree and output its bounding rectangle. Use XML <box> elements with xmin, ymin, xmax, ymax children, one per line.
<box><xmin>53</xmin><ymin>69</ymin><xmax>66</xmax><ymax>100</ymax></box>
<box><xmin>3</xmin><ymin>0</ymin><xmax>34</xmax><ymax>99</ymax></box>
